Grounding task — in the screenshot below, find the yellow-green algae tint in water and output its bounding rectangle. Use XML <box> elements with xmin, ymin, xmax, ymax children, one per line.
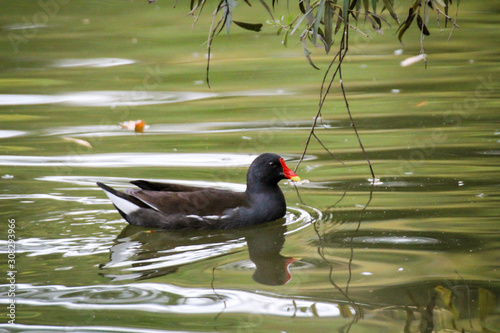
<box><xmin>0</xmin><ymin>1</ymin><xmax>499</xmax><ymax>332</ymax></box>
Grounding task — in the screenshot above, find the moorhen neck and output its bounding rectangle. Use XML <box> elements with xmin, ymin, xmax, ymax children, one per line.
<box><xmin>97</xmin><ymin>153</ymin><xmax>300</xmax><ymax>229</ymax></box>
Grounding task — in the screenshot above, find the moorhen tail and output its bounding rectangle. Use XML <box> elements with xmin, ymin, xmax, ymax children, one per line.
<box><xmin>97</xmin><ymin>153</ymin><xmax>300</xmax><ymax>229</ymax></box>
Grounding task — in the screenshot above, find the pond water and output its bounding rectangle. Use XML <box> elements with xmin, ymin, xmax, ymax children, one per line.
<box><xmin>0</xmin><ymin>1</ymin><xmax>499</xmax><ymax>332</ymax></box>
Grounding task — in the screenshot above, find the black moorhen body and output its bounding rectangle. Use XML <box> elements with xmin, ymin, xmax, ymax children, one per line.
<box><xmin>97</xmin><ymin>153</ymin><xmax>300</xmax><ymax>229</ymax></box>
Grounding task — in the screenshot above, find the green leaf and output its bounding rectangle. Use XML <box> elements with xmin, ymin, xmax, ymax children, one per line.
<box><xmin>324</xmin><ymin>1</ymin><xmax>333</xmax><ymax>53</ymax></box>
<box><xmin>434</xmin><ymin>0</ymin><xmax>447</xmax><ymax>7</ymax></box>
<box><xmin>233</xmin><ymin>20</ymin><xmax>263</xmax><ymax>32</ymax></box>
<box><xmin>397</xmin><ymin>4</ymin><xmax>417</xmax><ymax>45</ymax></box>
<box><xmin>363</xmin><ymin>0</ymin><xmax>369</xmax><ymax>13</ymax></box>
<box><xmin>342</xmin><ymin>0</ymin><xmax>349</xmax><ymax>21</ymax></box>
<box><xmin>299</xmin><ymin>0</ymin><xmax>306</xmax><ymax>14</ymax></box>
<box><xmin>302</xmin><ymin>38</ymin><xmax>320</xmax><ymax>70</ymax></box>
<box><xmin>355</xmin><ymin>0</ymin><xmax>362</xmax><ymax>20</ymax></box>
<box><xmin>335</xmin><ymin>8</ymin><xmax>343</xmax><ymax>34</ymax></box>
<box><xmin>348</xmin><ymin>0</ymin><xmax>360</xmax><ymax>20</ymax></box>
<box><xmin>224</xmin><ymin>0</ymin><xmax>237</xmax><ymax>35</ymax></box>
<box><xmin>382</xmin><ymin>0</ymin><xmax>399</xmax><ymax>23</ymax></box>
<box><xmin>291</xmin><ymin>6</ymin><xmax>314</xmax><ymax>35</ymax></box>
<box><xmin>258</xmin><ymin>0</ymin><xmax>275</xmax><ymax>20</ymax></box>
<box><xmin>313</xmin><ymin>0</ymin><xmax>326</xmax><ymax>45</ymax></box>
<box><xmin>283</xmin><ymin>29</ymin><xmax>289</xmax><ymax>47</ymax></box>
<box><xmin>303</xmin><ymin>0</ymin><xmax>315</xmax><ymax>26</ymax></box>
<box><xmin>372</xmin><ymin>0</ymin><xmax>377</xmax><ymax>13</ymax></box>
<box><xmin>416</xmin><ymin>14</ymin><xmax>430</xmax><ymax>36</ymax></box>
<box><xmin>286</xmin><ymin>14</ymin><xmax>296</xmax><ymax>25</ymax></box>
<box><xmin>367</xmin><ymin>13</ymin><xmax>381</xmax><ymax>30</ymax></box>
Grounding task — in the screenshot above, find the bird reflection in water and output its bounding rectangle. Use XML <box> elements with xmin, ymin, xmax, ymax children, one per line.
<box><xmin>100</xmin><ymin>220</ymin><xmax>297</xmax><ymax>286</ymax></box>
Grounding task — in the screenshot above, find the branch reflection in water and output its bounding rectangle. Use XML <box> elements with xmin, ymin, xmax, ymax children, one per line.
<box><xmin>308</xmin><ymin>182</ymin><xmax>372</xmax><ymax>332</ymax></box>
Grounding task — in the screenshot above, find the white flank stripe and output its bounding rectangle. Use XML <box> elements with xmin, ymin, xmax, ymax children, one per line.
<box><xmin>202</xmin><ymin>215</ymin><xmax>221</xmax><ymax>219</ymax></box>
<box><xmin>186</xmin><ymin>215</ymin><xmax>204</xmax><ymax>221</ymax></box>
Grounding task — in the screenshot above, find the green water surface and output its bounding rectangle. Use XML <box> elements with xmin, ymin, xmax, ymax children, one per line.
<box><xmin>0</xmin><ymin>1</ymin><xmax>499</xmax><ymax>332</ymax></box>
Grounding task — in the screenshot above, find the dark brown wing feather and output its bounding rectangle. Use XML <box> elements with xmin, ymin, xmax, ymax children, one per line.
<box><xmin>126</xmin><ymin>188</ymin><xmax>248</xmax><ymax>216</ymax></box>
<box><xmin>131</xmin><ymin>180</ymin><xmax>207</xmax><ymax>192</ymax></box>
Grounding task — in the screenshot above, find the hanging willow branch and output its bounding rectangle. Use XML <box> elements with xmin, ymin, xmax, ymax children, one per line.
<box><xmin>294</xmin><ymin>11</ymin><xmax>375</xmax><ymax>179</ymax></box>
<box><xmin>149</xmin><ymin>0</ymin><xmax>460</xmax><ymax>179</ymax></box>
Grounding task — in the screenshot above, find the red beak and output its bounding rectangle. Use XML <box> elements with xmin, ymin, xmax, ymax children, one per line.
<box><xmin>279</xmin><ymin>158</ymin><xmax>301</xmax><ymax>181</ymax></box>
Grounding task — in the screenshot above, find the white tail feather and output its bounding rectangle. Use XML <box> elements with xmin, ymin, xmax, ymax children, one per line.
<box><xmin>103</xmin><ymin>190</ymin><xmax>140</xmax><ymax>216</ymax></box>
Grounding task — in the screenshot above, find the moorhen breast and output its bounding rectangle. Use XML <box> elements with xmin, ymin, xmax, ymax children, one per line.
<box><xmin>97</xmin><ymin>153</ymin><xmax>300</xmax><ymax>229</ymax></box>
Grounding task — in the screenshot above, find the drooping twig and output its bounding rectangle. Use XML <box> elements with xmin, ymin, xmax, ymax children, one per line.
<box><xmin>296</xmin><ymin>18</ymin><xmax>376</xmax><ymax>181</ymax></box>
<box><xmin>211</xmin><ymin>265</ymin><xmax>227</xmax><ymax>321</ymax></box>
<box><xmin>434</xmin><ymin>1</ymin><xmax>443</xmax><ymax>33</ymax></box>
<box><xmin>295</xmin><ymin>27</ymin><xmax>346</xmax><ymax>172</ymax></box>
<box><xmin>332</xmin><ymin>11</ymin><xmax>373</xmax><ymax>40</ymax></box>
<box><xmin>312</xmin><ymin>132</ymin><xmax>346</xmax><ymax>166</ymax></box>
<box><xmin>447</xmin><ymin>1</ymin><xmax>460</xmax><ymax>41</ymax></box>
<box><xmin>189</xmin><ymin>0</ymin><xmax>207</xmax><ymax>26</ymax></box>
<box><xmin>419</xmin><ymin>1</ymin><xmax>428</xmax><ymax>69</ymax></box>
<box><xmin>345</xmin><ymin>185</ymin><xmax>373</xmax><ymax>297</ymax></box>
<box><xmin>428</xmin><ymin>0</ymin><xmax>461</xmax><ymax>42</ymax></box>
<box><xmin>206</xmin><ymin>2</ymin><xmax>226</xmax><ymax>88</ymax></box>
<box><xmin>338</xmin><ymin>66</ymin><xmax>376</xmax><ymax>180</ymax></box>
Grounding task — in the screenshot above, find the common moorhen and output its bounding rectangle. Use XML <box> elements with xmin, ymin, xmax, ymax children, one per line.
<box><xmin>97</xmin><ymin>153</ymin><xmax>300</xmax><ymax>229</ymax></box>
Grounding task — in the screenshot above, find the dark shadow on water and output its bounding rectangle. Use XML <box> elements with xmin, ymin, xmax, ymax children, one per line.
<box><xmin>99</xmin><ymin>220</ymin><xmax>296</xmax><ymax>286</ymax></box>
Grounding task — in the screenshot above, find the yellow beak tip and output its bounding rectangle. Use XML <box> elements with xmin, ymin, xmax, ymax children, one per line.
<box><xmin>290</xmin><ymin>176</ymin><xmax>301</xmax><ymax>182</ymax></box>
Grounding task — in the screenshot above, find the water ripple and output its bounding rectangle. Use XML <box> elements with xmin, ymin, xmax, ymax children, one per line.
<box><xmin>0</xmin><ymin>89</ymin><xmax>292</xmax><ymax>107</ymax></box>
<box><xmin>0</xmin><ymin>236</ymin><xmax>115</xmax><ymax>257</ymax></box>
<box><xmin>0</xmin><ymin>193</ymin><xmax>106</xmax><ymax>205</ymax></box>
<box><xmin>0</xmin><ymin>130</ymin><xmax>26</xmax><ymax>139</ymax></box>
<box><xmin>0</xmin><ymin>324</ymin><xmax>170</xmax><ymax>333</ymax></box>
<box><xmin>285</xmin><ymin>205</ymin><xmax>321</xmax><ymax>234</ymax></box>
<box><xmin>52</xmin><ymin>58</ymin><xmax>136</xmax><ymax>68</ymax></box>
<box><xmin>42</xmin><ymin>120</ymin><xmax>331</xmax><ymax>138</ymax></box>
<box><xmin>0</xmin><ymin>283</ymin><xmax>342</xmax><ymax>317</ymax></box>
<box><xmin>349</xmin><ymin>236</ymin><xmax>440</xmax><ymax>245</ymax></box>
<box><xmin>0</xmin><ymin>153</ymin><xmax>315</xmax><ymax>168</ymax></box>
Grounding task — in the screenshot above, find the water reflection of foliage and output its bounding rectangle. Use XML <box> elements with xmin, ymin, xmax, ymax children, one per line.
<box><xmin>405</xmin><ymin>283</ymin><xmax>497</xmax><ymax>333</ymax></box>
<box><xmin>311</xmin><ymin>185</ymin><xmax>498</xmax><ymax>333</ymax></box>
